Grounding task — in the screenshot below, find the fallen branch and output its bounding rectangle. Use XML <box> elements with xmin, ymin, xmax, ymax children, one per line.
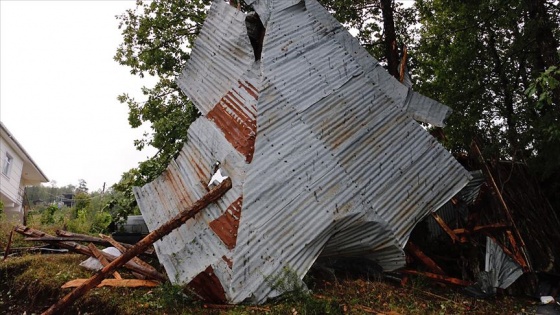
<box><xmin>41</xmin><ymin>177</ymin><xmax>232</xmax><ymax>315</ymax></box>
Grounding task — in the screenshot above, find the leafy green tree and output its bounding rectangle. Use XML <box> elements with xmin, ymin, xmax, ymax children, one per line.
<box><xmin>110</xmin><ymin>0</ymin><xmax>417</xmax><ymax>219</ymax></box>
<box><xmin>76</xmin><ymin>179</ymin><xmax>89</xmax><ymax>194</ymax></box>
<box><xmin>414</xmin><ymin>0</ymin><xmax>559</xmax><ymax>207</ymax></box>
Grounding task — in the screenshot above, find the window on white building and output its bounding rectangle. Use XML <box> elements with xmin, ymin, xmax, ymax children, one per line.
<box><xmin>2</xmin><ymin>153</ymin><xmax>13</xmax><ymax>177</ymax></box>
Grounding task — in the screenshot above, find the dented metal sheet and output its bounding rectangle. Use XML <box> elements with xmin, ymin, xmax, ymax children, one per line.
<box><xmin>135</xmin><ymin>0</ymin><xmax>471</xmax><ymax>304</ymax></box>
<box><xmin>484</xmin><ymin>237</ymin><xmax>524</xmax><ymax>292</ymax></box>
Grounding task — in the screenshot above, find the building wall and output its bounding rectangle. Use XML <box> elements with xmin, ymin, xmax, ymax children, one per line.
<box><xmin>0</xmin><ymin>136</ymin><xmax>25</xmax><ymax>221</ymax></box>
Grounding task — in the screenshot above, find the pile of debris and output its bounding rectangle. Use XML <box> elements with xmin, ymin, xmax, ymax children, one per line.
<box><xmin>131</xmin><ymin>0</ymin><xmax>560</xmax><ymax>305</ymax></box>
<box><xmin>134</xmin><ymin>0</ymin><xmax>469</xmax><ymax>305</ymax></box>
<box><xmin>405</xmin><ymin>141</ymin><xmax>560</xmax><ymax>299</ymax></box>
<box><xmin>10</xmin><ymin>225</ymin><xmax>165</xmax><ymax>286</ymax></box>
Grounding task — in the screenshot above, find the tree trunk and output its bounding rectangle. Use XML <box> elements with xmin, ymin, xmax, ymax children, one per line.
<box><xmin>380</xmin><ymin>0</ymin><xmax>400</xmax><ymax>80</ymax></box>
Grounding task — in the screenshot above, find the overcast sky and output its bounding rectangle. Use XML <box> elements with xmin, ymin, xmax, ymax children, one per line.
<box><xmin>1</xmin><ymin>0</ymin><xmax>414</xmax><ymax>192</ymax></box>
<box><xmin>1</xmin><ymin>1</ymin><xmax>157</xmax><ymax>192</ymax></box>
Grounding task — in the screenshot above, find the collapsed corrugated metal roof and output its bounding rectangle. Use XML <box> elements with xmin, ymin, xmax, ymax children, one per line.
<box><xmin>134</xmin><ymin>0</ymin><xmax>471</xmax><ymax>304</ymax></box>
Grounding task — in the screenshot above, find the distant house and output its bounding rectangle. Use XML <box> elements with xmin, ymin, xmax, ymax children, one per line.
<box><xmin>1</xmin><ymin>122</ymin><xmax>49</xmax><ymax>223</ymax></box>
<box><xmin>59</xmin><ymin>193</ymin><xmax>75</xmax><ymax>207</ymax></box>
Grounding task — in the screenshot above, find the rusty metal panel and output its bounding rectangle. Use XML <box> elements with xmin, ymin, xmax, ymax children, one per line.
<box><xmin>134</xmin><ymin>117</ymin><xmax>249</xmax><ymax>292</ymax></box>
<box><xmin>135</xmin><ymin>0</ymin><xmax>471</xmax><ymax>305</ymax></box>
<box><xmin>228</xmin><ymin>0</ymin><xmax>470</xmax><ymax>303</ymax></box>
<box><xmin>177</xmin><ymin>0</ymin><xmax>255</xmax><ymax>115</ymax></box>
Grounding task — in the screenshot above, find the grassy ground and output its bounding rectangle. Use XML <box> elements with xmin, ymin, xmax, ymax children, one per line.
<box><xmin>0</xmin><ymin>252</ymin><xmax>538</xmax><ymax>315</ymax></box>
<box><xmin>0</xmin><ymin>214</ymin><xmax>542</xmax><ymax>314</ymax></box>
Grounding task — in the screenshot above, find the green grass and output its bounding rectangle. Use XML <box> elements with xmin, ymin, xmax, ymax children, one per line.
<box><xmin>1</xmin><ymin>252</ymin><xmax>536</xmax><ymax>315</ymax></box>
<box><xmin>0</xmin><ymin>215</ymin><xmax>537</xmax><ymax>314</ymax></box>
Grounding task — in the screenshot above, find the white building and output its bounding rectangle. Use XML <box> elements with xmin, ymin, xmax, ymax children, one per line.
<box><xmin>1</xmin><ymin>121</ymin><xmax>49</xmax><ymax>223</ymax></box>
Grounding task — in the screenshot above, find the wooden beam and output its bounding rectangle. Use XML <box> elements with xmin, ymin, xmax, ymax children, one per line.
<box><xmin>62</xmin><ymin>279</ymin><xmax>159</xmax><ymax>289</ymax></box>
<box><xmin>99</xmin><ymin>234</ymin><xmax>158</xmax><ymax>279</ymax></box>
<box><xmin>452</xmin><ymin>223</ymin><xmax>510</xmax><ymax>235</ymax></box>
<box><xmin>56</xmin><ymin>230</ymin><xmax>155</xmax><ymax>256</ymax></box>
<box><xmin>405</xmin><ymin>242</ymin><xmax>445</xmax><ymax>275</ymax></box>
<box><xmin>400</xmin><ymin>269</ymin><xmax>473</xmax><ymax>286</ymax></box>
<box><xmin>41</xmin><ymin>177</ymin><xmax>232</xmax><ymax>315</ymax></box>
<box><xmin>14</xmin><ymin>226</ymin><xmax>166</xmax><ymax>282</ymax></box>
<box><xmin>431</xmin><ymin>212</ymin><xmax>460</xmax><ymax>243</ymax></box>
<box><xmin>484</xmin><ymin>234</ymin><xmax>528</xmax><ymax>270</ymax></box>
<box><xmin>87</xmin><ymin>243</ymin><xmax>122</xmax><ymax>280</ymax></box>
<box><xmin>505</xmin><ymin>230</ymin><xmax>530</xmax><ymax>271</ymax></box>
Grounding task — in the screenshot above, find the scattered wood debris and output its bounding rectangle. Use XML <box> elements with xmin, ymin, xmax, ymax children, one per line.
<box><xmin>40</xmin><ymin>177</ymin><xmax>232</xmax><ymax>315</ymax></box>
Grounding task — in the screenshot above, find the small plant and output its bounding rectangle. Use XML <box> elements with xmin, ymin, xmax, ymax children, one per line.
<box><xmin>265</xmin><ymin>265</ymin><xmax>309</xmax><ymax>301</ymax></box>
<box><xmin>265</xmin><ymin>266</ymin><xmax>344</xmax><ymax>314</ymax></box>
<box><xmin>40</xmin><ymin>204</ymin><xmax>58</xmax><ymax>225</ymax></box>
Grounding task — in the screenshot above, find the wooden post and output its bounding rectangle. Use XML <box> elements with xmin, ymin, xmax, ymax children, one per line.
<box><xmin>41</xmin><ymin>177</ymin><xmax>232</xmax><ymax>315</ymax></box>
<box><xmin>3</xmin><ymin>227</ymin><xmax>15</xmax><ymax>261</ymax></box>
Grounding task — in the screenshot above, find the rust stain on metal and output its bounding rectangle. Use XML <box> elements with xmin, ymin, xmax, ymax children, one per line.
<box><xmin>222</xmin><ymin>255</ymin><xmax>233</xmax><ymax>269</ymax></box>
<box><xmin>164</xmin><ymin>166</ymin><xmax>193</xmax><ymax>205</ymax></box>
<box><xmin>188</xmin><ymin>266</ymin><xmax>228</xmax><ymax>304</ymax></box>
<box><xmin>207</xmin><ymin>89</ymin><xmax>256</xmax><ymax>163</ymax></box>
<box><xmin>192</xmin><ymin>159</ymin><xmax>210</xmax><ymax>191</ymax></box>
<box><xmin>209</xmin><ymin>197</ymin><xmax>243</xmax><ymax>249</ymax></box>
<box><xmin>238</xmin><ymin>80</ymin><xmax>259</xmax><ymax>100</ymax></box>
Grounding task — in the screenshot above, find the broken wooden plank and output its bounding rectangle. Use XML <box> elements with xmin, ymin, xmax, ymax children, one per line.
<box><xmin>505</xmin><ymin>230</ymin><xmax>530</xmax><ymax>271</ymax></box>
<box><xmin>56</xmin><ymin>230</ymin><xmax>155</xmax><ymax>256</ymax></box>
<box><xmin>61</xmin><ymin>279</ymin><xmax>159</xmax><ymax>289</ymax></box>
<box><xmin>405</xmin><ymin>242</ymin><xmax>446</xmax><ymax>275</ymax></box>
<box><xmin>452</xmin><ymin>223</ymin><xmax>510</xmax><ymax>235</ymax></box>
<box><xmin>400</xmin><ymin>269</ymin><xmax>473</xmax><ymax>286</ymax></box>
<box><xmin>431</xmin><ymin>212</ymin><xmax>460</xmax><ymax>243</ymax></box>
<box><xmin>87</xmin><ymin>243</ymin><xmax>122</xmax><ymax>280</ymax></box>
<box><xmin>24</xmin><ymin>236</ymin><xmax>106</xmax><ymax>243</ymax></box>
<box><xmin>99</xmin><ymin>234</ymin><xmax>157</xmax><ymax>278</ymax></box>
<box><xmin>41</xmin><ymin>177</ymin><xmax>232</xmax><ymax>315</ymax></box>
<box><xmin>14</xmin><ymin>225</ymin><xmax>166</xmax><ymax>282</ymax></box>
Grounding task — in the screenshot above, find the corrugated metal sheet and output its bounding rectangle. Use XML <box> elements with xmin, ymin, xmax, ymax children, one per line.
<box><xmin>484</xmin><ymin>237</ymin><xmax>524</xmax><ymax>291</ymax></box>
<box><xmin>135</xmin><ymin>0</ymin><xmax>471</xmax><ymax>304</ymax></box>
